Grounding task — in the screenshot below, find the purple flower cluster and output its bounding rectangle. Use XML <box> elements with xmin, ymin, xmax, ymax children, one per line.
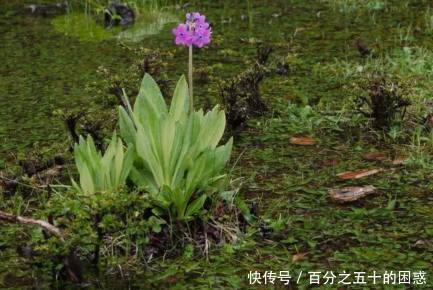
<box><xmin>172</xmin><ymin>12</ymin><xmax>211</xmax><ymax>48</ymax></box>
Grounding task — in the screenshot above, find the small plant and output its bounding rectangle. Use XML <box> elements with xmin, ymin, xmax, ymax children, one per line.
<box><xmin>119</xmin><ymin>74</ymin><xmax>233</xmax><ymax>220</ymax></box>
<box><xmin>220</xmin><ymin>44</ymin><xmax>271</xmax><ymax>129</ymax></box>
<box><xmin>395</xmin><ymin>24</ymin><xmax>414</xmax><ymax>45</ymax></box>
<box><xmin>355</xmin><ymin>73</ymin><xmax>411</xmax><ymax>129</ymax></box>
<box><xmin>72</xmin><ymin>134</ymin><xmax>134</xmax><ymax>195</ymax></box>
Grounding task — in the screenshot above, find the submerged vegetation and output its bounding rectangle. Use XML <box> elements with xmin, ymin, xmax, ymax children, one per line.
<box><xmin>53</xmin><ymin>0</ymin><xmax>179</xmax><ymax>42</ymax></box>
<box><xmin>1</xmin><ymin>0</ymin><xmax>433</xmax><ymax>288</ymax></box>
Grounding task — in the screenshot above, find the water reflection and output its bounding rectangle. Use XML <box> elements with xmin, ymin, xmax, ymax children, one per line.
<box><xmin>52</xmin><ymin>7</ymin><xmax>178</xmax><ymax>42</ymax></box>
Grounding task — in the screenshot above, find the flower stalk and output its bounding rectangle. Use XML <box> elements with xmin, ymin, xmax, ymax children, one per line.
<box><xmin>188</xmin><ymin>45</ymin><xmax>193</xmax><ymax>112</ymax></box>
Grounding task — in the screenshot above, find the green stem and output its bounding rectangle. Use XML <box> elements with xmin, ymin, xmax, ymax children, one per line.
<box><xmin>188</xmin><ymin>45</ymin><xmax>193</xmax><ymax>113</ymax></box>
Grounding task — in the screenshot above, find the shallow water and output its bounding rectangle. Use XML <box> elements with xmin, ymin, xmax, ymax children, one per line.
<box><xmin>1</xmin><ymin>1</ymin><xmax>130</xmax><ymax>156</ymax></box>
<box><xmin>1</xmin><ymin>0</ymin><xmax>426</xmax><ymax>160</ymax></box>
<box><xmin>0</xmin><ymin>0</ymin><xmax>312</xmax><ymax>158</ymax></box>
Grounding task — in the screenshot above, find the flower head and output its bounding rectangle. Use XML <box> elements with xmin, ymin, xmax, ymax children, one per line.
<box><xmin>172</xmin><ymin>12</ymin><xmax>211</xmax><ymax>48</ymax></box>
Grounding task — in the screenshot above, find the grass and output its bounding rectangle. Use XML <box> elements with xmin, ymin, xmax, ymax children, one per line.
<box><xmin>424</xmin><ymin>7</ymin><xmax>433</xmax><ymax>34</ymax></box>
<box><xmin>324</xmin><ymin>0</ymin><xmax>388</xmax><ymax>14</ymax></box>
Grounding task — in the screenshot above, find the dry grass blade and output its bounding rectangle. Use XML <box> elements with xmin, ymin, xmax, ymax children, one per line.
<box><xmin>292</xmin><ymin>252</ymin><xmax>307</xmax><ymax>263</ymax></box>
<box><xmin>392</xmin><ymin>156</ymin><xmax>409</xmax><ymax>165</ymax></box>
<box><xmin>337</xmin><ymin>168</ymin><xmax>383</xmax><ymax>180</ymax></box>
<box><xmin>362</xmin><ymin>151</ymin><xmax>387</xmax><ymax>161</ymax></box>
<box><xmin>289</xmin><ymin>136</ymin><xmax>316</xmax><ymax>146</ymax></box>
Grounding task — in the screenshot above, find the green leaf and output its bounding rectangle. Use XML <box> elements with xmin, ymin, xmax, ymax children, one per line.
<box><xmin>114</xmin><ymin>138</ymin><xmax>124</xmax><ymax>186</ymax></box>
<box><xmin>197</xmin><ymin>106</ymin><xmax>226</xmax><ymax>151</ymax></box>
<box><xmin>79</xmin><ymin>161</ymin><xmax>95</xmax><ymax>194</ymax></box>
<box><xmin>129</xmin><ymin>166</ymin><xmax>158</xmax><ymax>193</ymax></box>
<box><xmin>214</xmin><ymin>137</ymin><xmax>233</xmax><ymax>171</ymax></box>
<box><xmin>120</xmin><ymin>145</ymin><xmax>134</xmax><ymax>184</ymax></box>
<box><xmin>185</xmin><ymin>194</ymin><xmax>207</xmax><ymax>218</ymax></box>
<box><xmin>236</xmin><ymin>198</ymin><xmax>254</xmax><ymax>223</ymax></box>
<box><xmin>135</xmin><ymin>73</ymin><xmax>167</xmax><ymax>121</ymax></box>
<box><xmin>119</xmin><ymin>106</ymin><xmax>136</xmax><ymax>145</ymax></box>
<box><xmin>160</xmin><ymin>116</ymin><xmax>176</xmax><ymax>184</ymax></box>
<box><xmin>169</xmin><ymin>75</ymin><xmax>189</xmax><ymax>120</ymax></box>
<box><xmin>136</xmin><ymin>122</ymin><xmax>164</xmax><ymax>187</ymax></box>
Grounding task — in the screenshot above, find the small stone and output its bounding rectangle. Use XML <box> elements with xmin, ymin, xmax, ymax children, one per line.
<box><xmin>104</xmin><ymin>2</ymin><xmax>135</xmax><ymax>27</ymax></box>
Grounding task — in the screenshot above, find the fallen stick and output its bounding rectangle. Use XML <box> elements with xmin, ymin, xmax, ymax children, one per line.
<box><xmin>0</xmin><ymin>210</ymin><xmax>64</xmax><ymax>241</ymax></box>
<box><xmin>0</xmin><ymin>210</ymin><xmax>84</xmax><ymax>282</ymax></box>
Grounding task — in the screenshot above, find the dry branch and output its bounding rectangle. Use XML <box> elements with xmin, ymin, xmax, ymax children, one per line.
<box><xmin>0</xmin><ymin>210</ymin><xmax>64</xmax><ymax>241</ymax></box>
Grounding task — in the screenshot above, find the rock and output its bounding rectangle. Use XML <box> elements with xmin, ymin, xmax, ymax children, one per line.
<box><xmin>329</xmin><ymin>185</ymin><xmax>377</xmax><ymax>203</ymax></box>
<box><xmin>25</xmin><ymin>3</ymin><xmax>67</xmax><ymax>16</ymax></box>
<box><xmin>104</xmin><ymin>2</ymin><xmax>135</xmax><ymax>27</ymax></box>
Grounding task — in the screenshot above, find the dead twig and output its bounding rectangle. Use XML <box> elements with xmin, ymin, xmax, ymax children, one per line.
<box><xmin>0</xmin><ymin>210</ymin><xmax>64</xmax><ymax>241</ymax></box>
